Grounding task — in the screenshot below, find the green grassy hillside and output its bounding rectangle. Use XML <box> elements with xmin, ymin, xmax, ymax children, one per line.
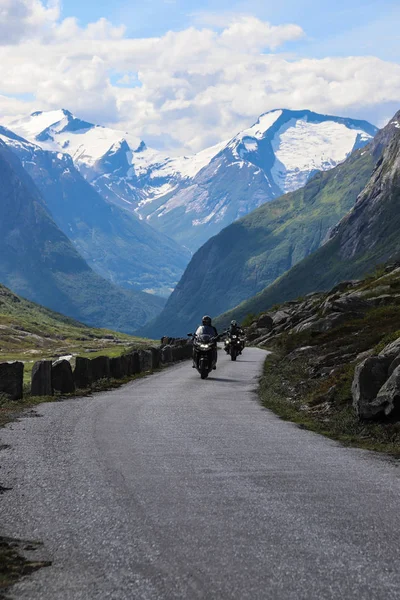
<box><xmin>0</xmin><ymin>283</ymin><xmax>153</xmax><ymax>381</ymax></box>
<box><xmin>215</xmin><ymin>113</ymin><xmax>400</xmax><ymax>329</ymax></box>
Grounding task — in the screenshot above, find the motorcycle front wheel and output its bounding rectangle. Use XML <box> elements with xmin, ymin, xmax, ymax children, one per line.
<box><xmin>199</xmin><ymin>358</ymin><xmax>209</xmax><ymax>379</ymax></box>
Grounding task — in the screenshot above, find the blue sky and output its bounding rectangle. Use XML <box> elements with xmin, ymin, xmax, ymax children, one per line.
<box><xmin>62</xmin><ymin>0</ymin><xmax>400</xmax><ymax>61</ymax></box>
<box><xmin>0</xmin><ymin>0</ymin><xmax>399</xmax><ymax>152</ymax></box>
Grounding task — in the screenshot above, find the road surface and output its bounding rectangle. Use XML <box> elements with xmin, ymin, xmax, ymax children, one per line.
<box><xmin>1</xmin><ymin>347</ymin><xmax>400</xmax><ymax>599</ymax></box>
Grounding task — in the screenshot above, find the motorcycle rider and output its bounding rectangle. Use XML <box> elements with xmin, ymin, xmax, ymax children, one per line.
<box><xmin>226</xmin><ymin>320</ymin><xmax>244</xmax><ymax>354</ymax></box>
<box><xmin>193</xmin><ymin>315</ymin><xmax>219</xmax><ymax>369</ymax></box>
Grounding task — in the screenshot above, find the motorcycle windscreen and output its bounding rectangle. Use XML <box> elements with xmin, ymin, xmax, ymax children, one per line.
<box><xmin>197</xmin><ymin>334</ymin><xmax>212</xmax><ymax>344</ymax></box>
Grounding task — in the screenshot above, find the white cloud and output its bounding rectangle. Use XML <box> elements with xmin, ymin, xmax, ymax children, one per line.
<box><xmin>0</xmin><ymin>0</ymin><xmax>60</xmax><ymax>44</ymax></box>
<box><xmin>0</xmin><ymin>0</ymin><xmax>399</xmax><ymax>152</ymax></box>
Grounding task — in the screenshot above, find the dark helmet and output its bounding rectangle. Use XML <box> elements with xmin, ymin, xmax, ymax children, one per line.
<box><xmin>202</xmin><ymin>315</ymin><xmax>212</xmax><ymax>326</ymax></box>
<box><xmin>231</xmin><ymin>320</ymin><xmax>238</xmax><ymax>327</ymax></box>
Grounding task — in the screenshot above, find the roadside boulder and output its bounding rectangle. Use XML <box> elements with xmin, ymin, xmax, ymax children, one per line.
<box><xmin>161</xmin><ymin>345</ymin><xmax>172</xmax><ymax>363</ymax></box>
<box><xmin>150</xmin><ymin>347</ymin><xmax>161</xmax><ymax>370</ymax></box>
<box><xmin>171</xmin><ymin>345</ymin><xmax>191</xmax><ymax>361</ymax></box>
<box><xmin>52</xmin><ymin>359</ymin><xmax>75</xmax><ymax>394</ymax></box>
<box><xmin>121</xmin><ymin>354</ymin><xmax>132</xmax><ymax>377</ymax></box>
<box><xmin>110</xmin><ymin>356</ymin><xmax>125</xmax><ymax>380</ymax></box>
<box><xmin>379</xmin><ymin>337</ymin><xmax>400</xmax><ymax>363</ymax></box>
<box><xmin>91</xmin><ymin>356</ymin><xmax>111</xmax><ymax>382</ymax></box>
<box><xmin>372</xmin><ymin>366</ymin><xmax>400</xmax><ymax>418</ymax></box>
<box><xmin>272</xmin><ymin>310</ymin><xmax>291</xmax><ymax>326</ymax></box>
<box><xmin>31</xmin><ymin>360</ymin><xmax>52</xmax><ymax>396</ymax></box>
<box><xmin>293</xmin><ymin>312</ymin><xmax>349</xmax><ymax>334</ymax></box>
<box><xmin>130</xmin><ymin>352</ymin><xmax>141</xmax><ymax>375</ymax></box>
<box><xmin>74</xmin><ymin>357</ymin><xmax>92</xmax><ymax>389</ymax></box>
<box><xmin>0</xmin><ymin>361</ymin><xmax>24</xmax><ymax>401</ymax></box>
<box><xmin>389</xmin><ymin>356</ymin><xmax>400</xmax><ymax>378</ymax></box>
<box><xmin>256</xmin><ymin>314</ymin><xmax>273</xmax><ymax>330</ymax></box>
<box><xmin>352</xmin><ymin>356</ymin><xmax>391</xmax><ymax>419</ymax></box>
<box><xmin>139</xmin><ymin>350</ymin><xmax>152</xmax><ymax>372</ymax></box>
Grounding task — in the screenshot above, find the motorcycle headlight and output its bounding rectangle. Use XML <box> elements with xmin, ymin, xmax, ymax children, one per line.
<box><xmin>200</xmin><ymin>344</ymin><xmax>210</xmax><ymax>349</ymax></box>
<box><xmin>232</xmin><ymin>335</ymin><xmax>237</xmax><ymax>339</ymax></box>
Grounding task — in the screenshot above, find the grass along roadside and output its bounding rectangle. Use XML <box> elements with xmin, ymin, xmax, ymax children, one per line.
<box><xmin>0</xmin><ymin>538</ymin><xmax>51</xmax><ymax>600</ymax></box>
<box><xmin>259</xmin><ymin>351</ymin><xmax>400</xmax><ymax>456</ymax></box>
<box><xmin>252</xmin><ymin>264</ymin><xmax>400</xmax><ymax>456</ymax></box>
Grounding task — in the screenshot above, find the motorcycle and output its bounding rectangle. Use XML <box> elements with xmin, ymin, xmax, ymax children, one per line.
<box><xmin>188</xmin><ymin>332</ymin><xmax>219</xmax><ymax>379</ymax></box>
<box><xmin>224</xmin><ymin>332</ymin><xmax>243</xmax><ymax>361</ymax></box>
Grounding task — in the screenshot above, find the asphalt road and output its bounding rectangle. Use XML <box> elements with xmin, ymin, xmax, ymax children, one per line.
<box><xmin>1</xmin><ymin>347</ymin><xmax>400</xmax><ymax>599</ymax></box>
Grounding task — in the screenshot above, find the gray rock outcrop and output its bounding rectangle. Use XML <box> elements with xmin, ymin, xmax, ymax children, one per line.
<box><xmin>373</xmin><ymin>366</ymin><xmax>400</xmax><ymax>418</ymax></box>
<box><xmin>256</xmin><ymin>314</ymin><xmax>273</xmax><ymax>329</ymax></box>
<box><xmin>31</xmin><ymin>360</ymin><xmax>52</xmax><ymax>396</ymax></box>
<box><xmin>352</xmin><ymin>356</ymin><xmax>390</xmax><ymax>419</ymax></box>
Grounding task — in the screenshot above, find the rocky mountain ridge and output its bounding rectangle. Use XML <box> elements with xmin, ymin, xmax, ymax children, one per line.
<box><xmin>5</xmin><ymin>108</ymin><xmax>377</xmax><ymax>252</ymax></box>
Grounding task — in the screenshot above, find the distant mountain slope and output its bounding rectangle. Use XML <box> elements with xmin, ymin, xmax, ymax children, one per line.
<box><xmin>141</xmin><ymin>110</ymin><xmax>377</xmax><ymax>250</ymax></box>
<box><xmin>140</xmin><ymin>126</ymin><xmax>382</xmax><ymax>338</ymax></box>
<box><xmin>7</xmin><ymin>108</ymin><xmax>377</xmax><ymax>252</ymax></box>
<box><xmin>0</xmin><ymin>141</ymin><xmax>164</xmax><ymax>333</ymax></box>
<box><xmin>0</xmin><ymin>126</ymin><xmax>190</xmax><ymax>297</ymax></box>
<box><xmin>215</xmin><ymin>111</ymin><xmax>400</xmax><ymax>329</ymax></box>
<box><xmin>0</xmin><ymin>282</ymin><xmax>124</xmax><ymax>354</ymax></box>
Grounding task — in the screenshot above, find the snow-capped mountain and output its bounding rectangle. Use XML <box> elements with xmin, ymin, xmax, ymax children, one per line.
<box><xmin>0</xmin><ymin>123</ymin><xmax>190</xmax><ymax>297</ymax></box>
<box><xmin>6</xmin><ymin>108</ymin><xmax>378</xmax><ymax>252</ymax></box>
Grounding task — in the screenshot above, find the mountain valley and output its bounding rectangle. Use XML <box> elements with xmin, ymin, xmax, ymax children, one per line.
<box><xmin>0</xmin><ymin>141</ymin><xmax>164</xmax><ymax>333</ymax></box>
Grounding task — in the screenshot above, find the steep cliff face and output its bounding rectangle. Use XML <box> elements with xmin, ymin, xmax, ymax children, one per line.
<box><xmin>330</xmin><ymin>113</ymin><xmax>400</xmax><ymax>261</ymax></box>
<box><xmin>215</xmin><ymin>112</ymin><xmax>400</xmax><ymax>329</ymax></box>
<box><xmin>0</xmin><ymin>142</ymin><xmax>164</xmax><ymax>333</ymax></box>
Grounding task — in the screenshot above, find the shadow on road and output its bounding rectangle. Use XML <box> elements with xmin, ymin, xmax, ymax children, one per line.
<box><xmin>206</xmin><ymin>377</ymin><xmax>242</xmax><ymax>383</ymax></box>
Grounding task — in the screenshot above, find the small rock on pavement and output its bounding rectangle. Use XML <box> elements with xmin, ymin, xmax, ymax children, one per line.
<box><xmin>0</xmin><ymin>361</ymin><xmax>24</xmax><ymax>401</ymax></box>
<box><xmin>52</xmin><ymin>359</ymin><xmax>75</xmax><ymax>394</ymax></box>
<box><xmin>31</xmin><ymin>360</ymin><xmax>52</xmax><ymax>396</ymax></box>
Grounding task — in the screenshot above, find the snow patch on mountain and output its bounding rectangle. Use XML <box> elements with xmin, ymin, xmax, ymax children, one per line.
<box><xmin>271</xmin><ymin>118</ymin><xmax>371</xmax><ymax>193</ymax></box>
<box><xmin>7</xmin><ymin>109</ymin><xmax>226</xmax><ymax>183</ymax></box>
